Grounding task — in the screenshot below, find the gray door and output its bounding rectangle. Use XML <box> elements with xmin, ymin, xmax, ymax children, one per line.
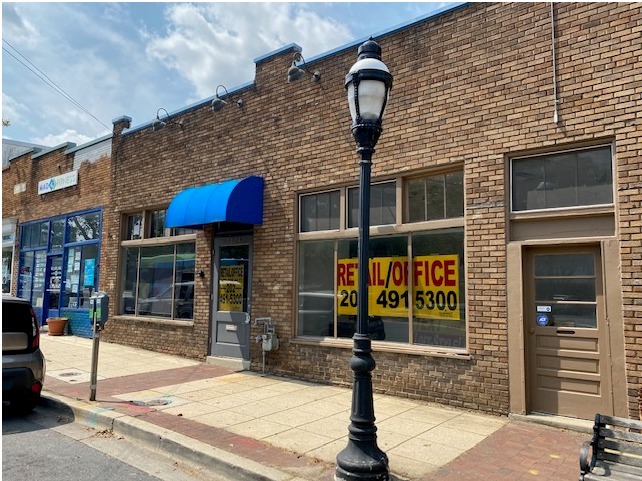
<box><xmin>211</xmin><ymin>237</ymin><xmax>252</xmax><ymax>359</ymax></box>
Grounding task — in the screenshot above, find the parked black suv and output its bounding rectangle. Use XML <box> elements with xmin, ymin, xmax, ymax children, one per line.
<box><xmin>2</xmin><ymin>295</ymin><xmax>46</xmax><ymax>412</ymax></box>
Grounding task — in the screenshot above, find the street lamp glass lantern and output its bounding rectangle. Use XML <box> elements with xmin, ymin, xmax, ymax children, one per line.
<box><xmin>345</xmin><ymin>41</ymin><xmax>393</xmax><ymax>127</ymax></box>
<box><xmin>346</xmin><ymin>58</ymin><xmax>391</xmax><ymax>123</ymax></box>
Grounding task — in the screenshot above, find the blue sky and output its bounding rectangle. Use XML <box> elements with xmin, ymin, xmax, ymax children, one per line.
<box><xmin>2</xmin><ymin>2</ymin><xmax>458</xmax><ymax>147</ymax></box>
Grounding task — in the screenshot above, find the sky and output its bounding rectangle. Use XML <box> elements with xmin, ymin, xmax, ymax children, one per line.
<box><xmin>1</xmin><ymin>2</ymin><xmax>459</xmax><ymax>148</ymax></box>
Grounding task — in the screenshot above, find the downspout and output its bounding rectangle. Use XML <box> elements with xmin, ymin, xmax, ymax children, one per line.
<box><xmin>551</xmin><ymin>2</ymin><xmax>560</xmax><ymax>124</ymax></box>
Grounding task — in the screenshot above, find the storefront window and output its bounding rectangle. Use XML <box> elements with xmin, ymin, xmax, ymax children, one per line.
<box><xmin>68</xmin><ymin>212</ymin><xmax>100</xmax><ymax>243</ymax></box>
<box><xmin>2</xmin><ymin>246</ymin><xmax>13</xmax><ymax>293</ymax></box>
<box><xmin>120</xmin><ymin>242</ymin><xmax>195</xmax><ymax>319</ymax></box>
<box><xmin>348</xmin><ymin>181</ymin><xmax>396</xmax><ymax>228</ymax></box>
<box><xmin>18</xmin><ymin>250</ymin><xmax>46</xmax><ymax>310</ymax></box>
<box><xmin>411</xmin><ymin>229</ymin><xmax>466</xmax><ymax>348</ymax></box>
<box><xmin>407</xmin><ymin>172</ymin><xmax>464</xmax><ymax>222</ymax></box>
<box><xmin>297</xmin><ymin>241</ymin><xmax>335</xmax><ymax>336</ymax></box>
<box><xmin>298</xmin><ymin>230</ymin><xmax>466</xmax><ymax>349</ymax></box>
<box><xmin>50</xmin><ymin>219</ymin><xmax>65</xmax><ymax>249</ymax></box>
<box><xmin>337</xmin><ymin>236</ymin><xmax>408</xmax><ymax>342</ymax></box>
<box><xmin>511</xmin><ymin>145</ymin><xmax>613</xmax><ymax>212</ymax></box>
<box><xmin>21</xmin><ymin>222</ymin><xmax>48</xmax><ymax>249</ymax></box>
<box><xmin>126</xmin><ymin>213</ymin><xmax>144</xmax><ymax>240</ymax></box>
<box><xmin>297</xmin><ymin>172</ymin><xmax>466</xmax><ymax>351</ymax></box>
<box><xmin>300</xmin><ymin>191</ymin><xmax>340</xmax><ymax>232</ymax></box>
<box><xmin>64</xmin><ymin>244</ymin><xmax>99</xmax><ymax>308</ymax></box>
<box><xmin>149</xmin><ymin>210</ymin><xmax>167</xmax><ymax>238</ymax></box>
<box><xmin>18</xmin><ymin>210</ymin><xmax>102</xmax><ymax>324</ymax></box>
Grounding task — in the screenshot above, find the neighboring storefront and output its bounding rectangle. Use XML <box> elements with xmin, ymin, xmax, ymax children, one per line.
<box><xmin>2</xmin><ymin>137</ymin><xmax>112</xmax><ymax>337</ymax></box>
<box><xmin>16</xmin><ymin>209</ymin><xmax>102</xmax><ymax>335</ymax></box>
<box><xmin>2</xmin><ymin>218</ymin><xmax>17</xmax><ymax>293</ymax></box>
<box><xmin>5</xmin><ymin>2</ymin><xmax>641</xmax><ymax>422</ymax></box>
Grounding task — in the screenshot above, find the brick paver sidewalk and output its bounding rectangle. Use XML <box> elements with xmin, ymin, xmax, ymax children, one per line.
<box><xmin>422</xmin><ymin>421</ymin><xmax>586</xmax><ymax>481</ymax></box>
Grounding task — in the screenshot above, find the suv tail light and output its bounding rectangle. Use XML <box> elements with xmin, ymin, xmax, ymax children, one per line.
<box><xmin>30</xmin><ymin>306</ymin><xmax>40</xmax><ymax>350</ymax></box>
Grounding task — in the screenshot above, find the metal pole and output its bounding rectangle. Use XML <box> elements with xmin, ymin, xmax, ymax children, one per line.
<box><xmin>89</xmin><ymin>310</ymin><xmax>100</xmax><ymax>401</ymax></box>
<box><xmin>335</xmin><ymin>148</ymin><xmax>389</xmax><ymax>481</ymax></box>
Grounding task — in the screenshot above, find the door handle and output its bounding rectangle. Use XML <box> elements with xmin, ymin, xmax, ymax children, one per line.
<box><xmin>556</xmin><ymin>329</ymin><xmax>575</xmax><ymax>335</ymax></box>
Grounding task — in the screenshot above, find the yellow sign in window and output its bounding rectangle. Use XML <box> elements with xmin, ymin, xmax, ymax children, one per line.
<box><xmin>218</xmin><ymin>265</ymin><xmax>244</xmax><ymax>311</ymax></box>
<box><xmin>337</xmin><ymin>255</ymin><xmax>460</xmax><ymax>320</ymax></box>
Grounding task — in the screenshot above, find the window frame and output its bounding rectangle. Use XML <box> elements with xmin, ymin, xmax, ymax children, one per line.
<box><xmin>295</xmin><ymin>168</ymin><xmax>467</xmax><ymax>356</ymax></box>
<box><xmin>118</xmin><ymin>209</ymin><xmax>197</xmax><ymax>321</ymax></box>
<box><xmin>509</xmin><ymin>144</ymin><xmax>614</xmax><ymax>214</ymax></box>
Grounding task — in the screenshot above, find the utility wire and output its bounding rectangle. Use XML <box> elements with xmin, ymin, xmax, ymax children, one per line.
<box><xmin>2</xmin><ymin>39</ymin><xmax>111</xmax><ymax>131</ymax></box>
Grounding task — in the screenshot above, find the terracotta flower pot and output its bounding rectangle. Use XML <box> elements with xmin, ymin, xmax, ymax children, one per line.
<box><xmin>46</xmin><ymin>317</ymin><xmax>68</xmax><ymax>336</ymax></box>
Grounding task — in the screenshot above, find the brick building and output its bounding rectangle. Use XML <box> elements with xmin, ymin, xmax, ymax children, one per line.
<box><xmin>4</xmin><ymin>2</ymin><xmax>641</xmax><ymax>421</ymax></box>
<box><xmin>2</xmin><ymin>136</ymin><xmax>112</xmax><ymax>337</ymax></box>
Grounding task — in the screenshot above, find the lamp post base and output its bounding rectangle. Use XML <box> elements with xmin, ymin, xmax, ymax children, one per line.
<box><xmin>335</xmin><ymin>440</ymin><xmax>389</xmax><ymax>481</ymax></box>
<box><xmin>335</xmin><ymin>335</ymin><xmax>389</xmax><ymax>481</ymax></box>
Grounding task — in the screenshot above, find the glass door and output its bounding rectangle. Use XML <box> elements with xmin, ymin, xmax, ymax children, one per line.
<box><xmin>43</xmin><ymin>255</ymin><xmax>63</xmax><ymax>320</ymax></box>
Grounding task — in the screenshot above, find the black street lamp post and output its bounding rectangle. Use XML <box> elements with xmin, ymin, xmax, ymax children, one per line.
<box><xmin>335</xmin><ymin>38</ymin><xmax>393</xmax><ymax>481</ymax></box>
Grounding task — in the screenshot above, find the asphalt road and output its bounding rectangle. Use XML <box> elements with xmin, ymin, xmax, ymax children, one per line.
<box><xmin>2</xmin><ymin>404</ymin><xmax>223</xmax><ymax>481</ymax></box>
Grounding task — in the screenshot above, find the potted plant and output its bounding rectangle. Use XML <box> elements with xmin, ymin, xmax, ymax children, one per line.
<box><xmin>46</xmin><ymin>317</ymin><xmax>68</xmax><ymax>336</ymax></box>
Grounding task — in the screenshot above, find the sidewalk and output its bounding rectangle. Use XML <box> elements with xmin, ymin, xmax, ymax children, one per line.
<box><xmin>39</xmin><ymin>332</ymin><xmax>591</xmax><ymax>481</ymax></box>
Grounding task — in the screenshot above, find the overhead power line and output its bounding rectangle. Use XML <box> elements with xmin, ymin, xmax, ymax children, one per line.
<box><xmin>2</xmin><ymin>38</ymin><xmax>111</xmax><ymax>131</ymax></box>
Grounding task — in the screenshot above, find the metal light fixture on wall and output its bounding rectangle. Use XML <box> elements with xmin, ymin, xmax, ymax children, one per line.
<box><xmin>152</xmin><ymin>108</ymin><xmax>183</xmax><ymax>132</ymax></box>
<box><xmin>211</xmin><ymin>85</ymin><xmax>244</xmax><ymax>112</ymax></box>
<box><xmin>286</xmin><ymin>52</ymin><xmax>321</xmax><ymax>83</ymax></box>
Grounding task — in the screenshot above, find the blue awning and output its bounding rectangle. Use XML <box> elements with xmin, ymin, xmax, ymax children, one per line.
<box><xmin>166</xmin><ymin>176</ymin><xmax>264</xmax><ymax>229</ymax></box>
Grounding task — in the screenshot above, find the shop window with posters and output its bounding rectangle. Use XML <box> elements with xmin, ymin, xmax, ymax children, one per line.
<box><xmin>297</xmin><ymin>170</ymin><xmax>466</xmax><ymax>351</ymax></box>
<box><xmin>17</xmin><ymin>209</ymin><xmax>102</xmax><ymax>323</ymax></box>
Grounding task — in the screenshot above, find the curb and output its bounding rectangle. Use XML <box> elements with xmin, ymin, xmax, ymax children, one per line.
<box><xmin>40</xmin><ymin>392</ymin><xmax>311</xmax><ymax>481</ymax></box>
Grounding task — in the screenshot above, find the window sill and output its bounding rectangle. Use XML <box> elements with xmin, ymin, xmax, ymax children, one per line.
<box><xmin>112</xmin><ymin>315</ymin><xmax>194</xmax><ymax>327</ymax></box>
<box><xmin>291</xmin><ymin>336</ymin><xmax>471</xmax><ymax>360</ymax></box>
<box><xmin>509</xmin><ymin>205</ymin><xmax>614</xmax><ymax>221</ymax></box>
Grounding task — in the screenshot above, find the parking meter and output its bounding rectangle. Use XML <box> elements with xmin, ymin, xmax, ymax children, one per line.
<box><xmin>89</xmin><ymin>292</ymin><xmax>109</xmax><ymax>330</ymax></box>
<box><xmin>89</xmin><ymin>292</ymin><xmax>108</xmax><ymax>401</ymax></box>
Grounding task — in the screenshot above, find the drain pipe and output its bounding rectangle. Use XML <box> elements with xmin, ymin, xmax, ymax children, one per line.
<box><xmin>551</xmin><ymin>2</ymin><xmax>560</xmax><ymax>124</ymax></box>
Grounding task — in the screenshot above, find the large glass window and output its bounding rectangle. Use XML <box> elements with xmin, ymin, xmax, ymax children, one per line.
<box><xmin>297</xmin><ymin>241</ymin><xmax>335</xmax><ymax>336</ymax></box>
<box><xmin>297</xmin><ymin>171</ymin><xmax>466</xmax><ymax>351</ymax></box>
<box><xmin>120</xmin><ymin>243</ymin><xmax>195</xmax><ymax>319</ymax></box>
<box><xmin>18</xmin><ymin>250</ymin><xmax>46</xmax><ymax>309</ymax></box>
<box><xmin>348</xmin><ymin>181</ymin><xmax>396</xmax><ymax>228</ymax></box>
<box><xmin>411</xmin><ymin>229</ymin><xmax>466</xmax><ymax>348</ymax></box>
<box><xmin>298</xmin><ymin>229</ymin><xmax>466</xmax><ymax>348</ymax></box>
<box><xmin>64</xmin><ymin>244</ymin><xmax>99</xmax><ymax>308</ymax></box>
<box><xmin>511</xmin><ymin>145</ymin><xmax>613</xmax><ymax>212</ymax></box>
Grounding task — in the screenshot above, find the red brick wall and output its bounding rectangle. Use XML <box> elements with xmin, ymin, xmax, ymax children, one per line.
<box><xmin>96</xmin><ymin>2</ymin><xmax>641</xmax><ymax>416</ymax></box>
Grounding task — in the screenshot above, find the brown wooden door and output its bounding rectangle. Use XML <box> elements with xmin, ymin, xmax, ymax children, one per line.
<box><xmin>525</xmin><ymin>246</ymin><xmax>612</xmax><ymax>419</ymax></box>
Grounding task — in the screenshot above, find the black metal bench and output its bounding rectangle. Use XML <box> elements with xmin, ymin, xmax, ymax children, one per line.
<box><xmin>579</xmin><ymin>414</ymin><xmax>642</xmax><ymax>480</ymax></box>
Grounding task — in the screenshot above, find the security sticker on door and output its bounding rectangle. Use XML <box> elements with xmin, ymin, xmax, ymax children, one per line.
<box><xmin>536</xmin><ymin>314</ymin><xmax>550</xmax><ymax>326</ymax></box>
<box><xmin>536</xmin><ymin>305</ymin><xmax>552</xmax><ymax>313</ymax></box>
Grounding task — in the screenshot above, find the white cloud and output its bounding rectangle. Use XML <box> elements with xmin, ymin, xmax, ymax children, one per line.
<box><xmin>145</xmin><ymin>3</ymin><xmax>353</xmax><ymax>98</ymax></box>
<box><xmin>1</xmin><ymin>3</ymin><xmax>40</xmax><ymax>47</ymax></box>
<box><xmin>2</xmin><ymin>93</ymin><xmax>29</xmax><ymax>126</ymax></box>
<box><xmin>32</xmin><ymin>129</ymin><xmax>93</xmax><ymax>148</ymax></box>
